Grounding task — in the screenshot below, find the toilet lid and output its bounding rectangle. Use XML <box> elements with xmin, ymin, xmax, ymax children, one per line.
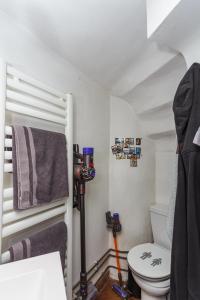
<box><xmin>127</xmin><ymin>243</ymin><xmax>171</xmax><ymax>280</ymax></box>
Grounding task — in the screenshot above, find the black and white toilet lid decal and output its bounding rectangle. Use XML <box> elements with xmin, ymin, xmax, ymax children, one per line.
<box><xmin>127</xmin><ymin>243</ymin><xmax>170</xmax><ymax>280</ymax></box>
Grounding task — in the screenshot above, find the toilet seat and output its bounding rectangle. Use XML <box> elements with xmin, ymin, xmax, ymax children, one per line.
<box><xmin>127</xmin><ymin>243</ymin><xmax>171</xmax><ymax>282</ymax></box>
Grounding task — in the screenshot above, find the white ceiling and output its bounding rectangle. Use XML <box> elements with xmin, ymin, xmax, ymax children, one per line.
<box><xmin>0</xmin><ymin>0</ymin><xmax>148</xmax><ymax>88</ymax></box>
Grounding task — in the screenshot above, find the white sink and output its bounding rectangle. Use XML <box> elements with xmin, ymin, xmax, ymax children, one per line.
<box><xmin>0</xmin><ymin>252</ymin><xmax>67</xmax><ymax>300</ymax></box>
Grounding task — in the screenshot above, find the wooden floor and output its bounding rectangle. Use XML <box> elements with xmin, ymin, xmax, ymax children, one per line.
<box><xmin>96</xmin><ymin>280</ymin><xmax>137</xmax><ymax>300</ymax></box>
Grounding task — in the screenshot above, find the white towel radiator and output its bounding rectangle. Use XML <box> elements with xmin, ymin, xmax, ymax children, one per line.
<box><xmin>0</xmin><ymin>60</ymin><xmax>73</xmax><ymax>300</ymax></box>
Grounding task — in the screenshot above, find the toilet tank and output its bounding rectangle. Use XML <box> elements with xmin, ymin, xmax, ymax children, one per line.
<box><xmin>150</xmin><ymin>203</ymin><xmax>171</xmax><ymax>250</ymax></box>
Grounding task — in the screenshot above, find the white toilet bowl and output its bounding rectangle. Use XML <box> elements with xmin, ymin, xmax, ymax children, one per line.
<box><xmin>128</xmin><ymin>243</ymin><xmax>171</xmax><ymax>300</ymax></box>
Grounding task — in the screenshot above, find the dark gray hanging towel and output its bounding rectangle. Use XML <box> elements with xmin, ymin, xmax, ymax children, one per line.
<box><xmin>8</xmin><ymin>222</ymin><xmax>67</xmax><ymax>271</ymax></box>
<box><xmin>171</xmin><ymin>63</ymin><xmax>200</xmax><ymax>300</ymax></box>
<box><xmin>12</xmin><ymin>125</ymin><xmax>69</xmax><ymax>210</ymax></box>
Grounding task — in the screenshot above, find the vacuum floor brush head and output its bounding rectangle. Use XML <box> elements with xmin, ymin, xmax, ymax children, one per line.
<box><xmin>112</xmin><ymin>283</ymin><xmax>128</xmax><ymax>299</ymax></box>
<box><xmin>85</xmin><ymin>282</ymin><xmax>98</xmax><ymax>300</ymax></box>
<box><xmin>75</xmin><ymin>282</ymin><xmax>98</xmax><ymax>300</ymax></box>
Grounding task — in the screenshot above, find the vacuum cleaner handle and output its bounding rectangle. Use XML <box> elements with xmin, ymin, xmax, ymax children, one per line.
<box><xmin>105</xmin><ymin>211</ymin><xmax>122</xmax><ymax>235</ymax></box>
<box><xmin>106</xmin><ymin>211</ymin><xmax>112</xmax><ymax>227</ymax></box>
<box><xmin>74</xmin><ymin>145</ymin><xmax>95</xmax><ymax>183</ymax></box>
<box><xmin>82</xmin><ymin>147</ymin><xmax>96</xmax><ymax>182</ymax></box>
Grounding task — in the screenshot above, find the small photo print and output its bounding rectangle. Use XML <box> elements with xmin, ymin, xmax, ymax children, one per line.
<box><xmin>136</xmin><ymin>138</ymin><xmax>142</xmax><ymax>145</ymax></box>
<box><xmin>112</xmin><ymin>144</ymin><xmax>123</xmax><ymax>154</ymax></box>
<box><xmin>116</xmin><ymin>153</ymin><xmax>125</xmax><ymax>160</ymax></box>
<box><xmin>117</xmin><ymin>145</ymin><xmax>123</xmax><ymax>153</ymax></box>
<box><xmin>111</xmin><ymin>145</ymin><xmax>118</xmax><ymax>155</ymax></box>
<box><xmin>129</xmin><ymin>138</ymin><xmax>134</xmax><ymax>145</ymax></box>
<box><xmin>116</xmin><ymin>153</ymin><xmax>121</xmax><ymax>160</ymax></box>
<box><xmin>136</xmin><ymin>147</ymin><xmax>141</xmax><ymax>158</ymax></box>
<box><xmin>115</xmin><ymin>138</ymin><xmax>124</xmax><ymax>144</ymax></box>
<box><xmin>123</xmin><ymin>147</ymin><xmax>130</xmax><ymax>155</ymax></box>
<box><xmin>129</xmin><ymin>147</ymin><xmax>135</xmax><ymax>154</ymax></box>
<box><xmin>121</xmin><ymin>153</ymin><xmax>126</xmax><ymax>159</ymax></box>
<box><xmin>130</xmin><ymin>158</ymin><xmax>137</xmax><ymax>167</ymax></box>
<box><xmin>132</xmin><ymin>154</ymin><xmax>137</xmax><ymax>160</ymax></box>
<box><xmin>125</xmin><ymin>138</ymin><xmax>131</xmax><ymax>145</ymax></box>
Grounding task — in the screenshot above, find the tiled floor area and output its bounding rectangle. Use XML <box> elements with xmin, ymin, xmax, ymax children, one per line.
<box><xmin>96</xmin><ymin>280</ymin><xmax>137</xmax><ymax>300</ymax></box>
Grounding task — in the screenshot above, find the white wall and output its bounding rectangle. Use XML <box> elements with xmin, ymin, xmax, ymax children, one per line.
<box><xmin>126</xmin><ymin>54</ymin><xmax>186</xmax><ymax>208</ymax></box>
<box><xmin>146</xmin><ymin>0</ymin><xmax>182</xmax><ymax>37</ymax></box>
<box><xmin>145</xmin><ymin>0</ymin><xmax>200</xmax><ymax>209</ymax></box>
<box><xmin>0</xmin><ymin>10</ymin><xmax>110</xmax><ymax>285</ymax></box>
<box><xmin>0</xmin><ymin>2</ymin><xmax>186</xmax><ymax>290</ymax></box>
<box><xmin>155</xmin><ymin>148</ymin><xmax>177</xmax><ymax>204</ymax></box>
<box><xmin>176</xmin><ymin>29</ymin><xmax>200</xmax><ymax>67</ymax></box>
<box><xmin>109</xmin><ymin>96</ymin><xmax>155</xmax><ymax>254</ymax></box>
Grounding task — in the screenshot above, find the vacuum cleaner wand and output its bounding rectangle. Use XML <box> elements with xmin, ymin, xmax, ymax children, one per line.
<box><xmin>73</xmin><ymin>145</ymin><xmax>96</xmax><ymax>300</ymax></box>
<box><xmin>106</xmin><ymin>211</ymin><xmax>128</xmax><ymax>300</ymax></box>
<box><xmin>106</xmin><ymin>212</ymin><xmax>122</xmax><ymax>284</ymax></box>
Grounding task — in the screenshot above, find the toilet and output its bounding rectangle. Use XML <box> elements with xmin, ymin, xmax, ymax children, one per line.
<box><xmin>127</xmin><ymin>204</ymin><xmax>171</xmax><ymax>300</ymax></box>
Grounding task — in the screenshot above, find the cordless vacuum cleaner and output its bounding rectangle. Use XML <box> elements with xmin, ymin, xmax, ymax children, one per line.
<box><xmin>106</xmin><ymin>212</ymin><xmax>128</xmax><ymax>300</ymax></box>
<box><xmin>73</xmin><ymin>144</ymin><xmax>97</xmax><ymax>300</ymax></box>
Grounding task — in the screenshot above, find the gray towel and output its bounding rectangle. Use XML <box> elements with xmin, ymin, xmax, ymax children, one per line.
<box><xmin>8</xmin><ymin>222</ymin><xmax>67</xmax><ymax>271</ymax></box>
<box><xmin>12</xmin><ymin>126</ymin><xmax>69</xmax><ymax>210</ymax></box>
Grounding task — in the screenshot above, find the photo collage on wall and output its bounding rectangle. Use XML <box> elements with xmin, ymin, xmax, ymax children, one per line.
<box><xmin>111</xmin><ymin>137</ymin><xmax>142</xmax><ymax>167</ymax></box>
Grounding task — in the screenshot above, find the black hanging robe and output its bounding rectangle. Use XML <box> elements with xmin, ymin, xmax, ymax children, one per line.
<box><xmin>171</xmin><ymin>63</ymin><xmax>200</xmax><ymax>300</ymax></box>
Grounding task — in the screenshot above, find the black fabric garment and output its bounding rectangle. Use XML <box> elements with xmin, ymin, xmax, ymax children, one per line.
<box><xmin>171</xmin><ymin>63</ymin><xmax>200</xmax><ymax>300</ymax></box>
